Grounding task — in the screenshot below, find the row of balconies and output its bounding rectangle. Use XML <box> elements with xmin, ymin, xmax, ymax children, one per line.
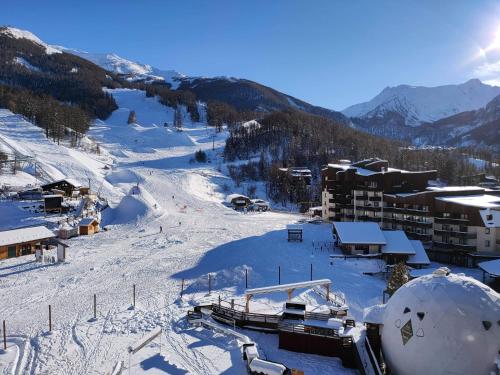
<box><xmin>433</xmin><ymin>229</ymin><xmax>477</xmax><ymax>239</ymax></box>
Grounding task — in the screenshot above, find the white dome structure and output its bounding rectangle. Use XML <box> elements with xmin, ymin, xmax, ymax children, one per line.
<box><xmin>375</xmin><ymin>268</ymin><xmax>499</xmax><ymax>375</ymax></box>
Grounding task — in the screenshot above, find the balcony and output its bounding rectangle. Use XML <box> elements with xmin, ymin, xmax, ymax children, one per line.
<box><xmin>355</xmin><ymin>205</ymin><xmax>382</xmax><ymax>212</ymax></box>
<box><xmin>385</xmin><ymin>217</ymin><xmax>432</xmax><ymax>227</ymax></box>
<box><xmin>358</xmin><ymin>215</ymin><xmax>382</xmax><ymax>222</ymax></box>
<box><xmin>434</xmin><ymin>217</ymin><xmax>469</xmax><ymax>224</ymax></box>
<box><xmin>434</xmin><ymin>229</ymin><xmax>476</xmax><ymax>239</ymax></box>
<box><xmin>405</xmin><ymin>231</ymin><xmax>433</xmax><ymax>241</ymax></box>
<box><xmin>384</xmin><ymin>206</ymin><xmax>430</xmax><ymax>214</ymax></box>
<box><xmin>433</xmin><ymin>241</ymin><xmax>476</xmax><ymax>251</ymax></box>
<box><xmin>369</xmin><ymin>196</ymin><xmax>382</xmax><ymax>202</ymax></box>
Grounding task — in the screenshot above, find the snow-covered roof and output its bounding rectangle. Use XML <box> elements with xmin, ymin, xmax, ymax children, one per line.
<box><xmin>333</xmin><ymin>222</ymin><xmax>386</xmax><ymax>245</ymax></box>
<box><xmin>286</xmin><ymin>224</ymin><xmax>303</xmax><ymax>230</ymax></box>
<box><xmin>407</xmin><ymin>240</ymin><xmax>430</xmax><ymax>265</ymax></box>
<box><xmin>478</xmin><ymin>259</ymin><xmax>500</xmax><ymax>277</ymax></box>
<box><xmin>246</xmin><ymin>279</ymin><xmax>331</xmax><ymax>296</ymax></box>
<box><xmin>427</xmin><ymin>185</ymin><xmax>485</xmax><ymax>192</ymax></box>
<box><xmin>479</xmin><ymin>209</ymin><xmax>500</xmax><ymax>227</ymax></box>
<box><xmin>79</xmin><ymin>217</ymin><xmax>98</xmax><ymax>226</ymax></box>
<box><xmin>363</xmin><ymin>304</ymin><xmax>385</xmax><ymax>324</ymax></box>
<box><xmin>0</xmin><ymin>226</ymin><xmax>55</xmax><ymax>247</ymax></box>
<box><xmin>226</xmin><ymin>194</ymin><xmax>250</xmax><ymax>203</ymax></box>
<box><xmin>248</xmin><ymin>358</ymin><xmax>286</xmax><ymax>375</ymax></box>
<box><xmin>381</xmin><ymin>231</ymin><xmax>416</xmax><ymax>255</ymax></box>
<box><xmin>435</xmin><ymin>194</ymin><xmax>500</xmax><ymax>209</ymax></box>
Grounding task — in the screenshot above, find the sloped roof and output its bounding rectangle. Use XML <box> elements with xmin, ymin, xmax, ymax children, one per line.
<box><xmin>333</xmin><ymin>222</ymin><xmax>386</xmax><ymax>244</ymax></box>
<box><xmin>0</xmin><ymin>226</ymin><xmax>55</xmax><ymax>247</ymax></box>
<box><xmin>478</xmin><ymin>258</ymin><xmax>500</xmax><ymax>277</ymax></box>
<box><xmin>79</xmin><ymin>217</ymin><xmax>98</xmax><ymax>226</ymax></box>
<box><xmin>381</xmin><ymin>230</ymin><xmax>416</xmax><ymax>255</ymax></box>
<box><xmin>407</xmin><ymin>240</ymin><xmax>430</xmax><ymax>265</ymax></box>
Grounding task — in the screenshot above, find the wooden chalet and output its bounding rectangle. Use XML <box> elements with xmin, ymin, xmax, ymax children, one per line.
<box><xmin>41</xmin><ymin>179</ymin><xmax>82</xmax><ymax>197</ymax></box>
<box><xmin>0</xmin><ymin>226</ymin><xmax>55</xmax><ymax>259</ymax></box>
<box><xmin>79</xmin><ymin>218</ymin><xmax>99</xmax><ymax>235</ymax></box>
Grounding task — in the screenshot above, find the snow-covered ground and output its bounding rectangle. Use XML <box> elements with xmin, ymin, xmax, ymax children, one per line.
<box><xmin>0</xmin><ymin>89</ymin><xmax>482</xmax><ymax>374</ymax></box>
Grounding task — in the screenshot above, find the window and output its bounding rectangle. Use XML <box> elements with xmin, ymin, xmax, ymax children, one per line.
<box><xmin>374</xmin><ymin>201</ymin><xmax>379</xmax><ymax>207</ymax></box>
<box><xmin>369</xmin><ymin>181</ymin><xmax>377</xmax><ymax>188</ymax></box>
<box><xmin>485</xmin><ymin>240</ymin><xmax>490</xmax><ymax>247</ymax></box>
<box><xmin>460</xmin><ymin>213</ymin><xmax>468</xmax><ymax>220</ymax></box>
<box><xmin>486</xmin><ymin>214</ymin><xmax>493</xmax><ymax>221</ymax></box>
<box><xmin>460</xmin><ymin>226</ymin><xmax>467</xmax><ymax>233</ymax></box>
<box><xmin>443</xmin><ymin>213</ymin><xmax>450</xmax><ymax>218</ymax></box>
<box><xmin>443</xmin><ymin>224</ymin><xmax>450</xmax><ymax>231</ymax></box>
<box><xmin>485</xmin><ymin>228</ymin><xmax>490</xmax><ymax>234</ymax></box>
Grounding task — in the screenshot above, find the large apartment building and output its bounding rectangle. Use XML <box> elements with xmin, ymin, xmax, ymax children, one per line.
<box><xmin>321</xmin><ymin>158</ymin><xmax>500</xmax><ymax>262</ymax></box>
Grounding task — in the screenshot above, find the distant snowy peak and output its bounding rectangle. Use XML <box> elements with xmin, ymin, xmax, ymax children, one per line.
<box><xmin>61</xmin><ymin>48</ymin><xmax>185</xmax><ymax>88</ymax></box>
<box><xmin>343</xmin><ymin>79</ymin><xmax>500</xmax><ymax>126</ymax></box>
<box><xmin>0</xmin><ymin>26</ymin><xmax>61</xmax><ymax>55</ymax></box>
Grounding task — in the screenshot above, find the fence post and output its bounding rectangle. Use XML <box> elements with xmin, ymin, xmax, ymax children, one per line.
<box><xmin>93</xmin><ymin>294</ymin><xmax>97</xmax><ymax>320</ymax></box>
<box><xmin>231</xmin><ymin>299</ymin><xmax>234</xmax><ymax>309</ymax></box>
<box><xmin>49</xmin><ymin>305</ymin><xmax>52</xmax><ymax>332</ymax></box>
<box><xmin>181</xmin><ymin>278</ymin><xmax>185</xmax><ymax>297</ymax></box>
<box><xmin>2</xmin><ymin>320</ymin><xmax>6</xmax><ymax>350</ymax></box>
<box><xmin>208</xmin><ymin>274</ymin><xmax>212</xmax><ymax>295</ymax></box>
<box><xmin>278</xmin><ymin>266</ymin><xmax>281</xmax><ymax>285</ymax></box>
<box><xmin>310</xmin><ymin>263</ymin><xmax>313</xmax><ymax>281</ymax></box>
<box><xmin>218</xmin><ymin>295</ymin><xmax>221</xmax><ymax>307</ymax></box>
<box><xmin>133</xmin><ymin>284</ymin><xmax>136</xmax><ymax>308</ymax></box>
<box><xmin>245</xmin><ymin>268</ymin><xmax>248</xmax><ymax>289</ymax></box>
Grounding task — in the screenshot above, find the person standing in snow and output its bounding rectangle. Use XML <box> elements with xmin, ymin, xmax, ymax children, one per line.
<box><xmin>160</xmin><ymin>226</ymin><xmax>163</xmax><ymax>233</ymax></box>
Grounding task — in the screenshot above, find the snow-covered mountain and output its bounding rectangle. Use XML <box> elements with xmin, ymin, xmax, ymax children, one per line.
<box><xmin>0</xmin><ymin>26</ymin><xmax>61</xmax><ymax>55</ymax></box>
<box><xmin>59</xmin><ymin>49</ymin><xmax>186</xmax><ymax>88</ymax></box>
<box><xmin>344</xmin><ymin>79</ymin><xmax>500</xmax><ymax>126</ymax></box>
<box><xmin>415</xmin><ymin>93</ymin><xmax>500</xmax><ymax>151</ymax></box>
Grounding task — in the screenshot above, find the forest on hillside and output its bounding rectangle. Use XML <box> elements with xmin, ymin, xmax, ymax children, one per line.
<box><xmin>221</xmin><ymin>108</ymin><xmax>500</xmax><ymax>207</ymax></box>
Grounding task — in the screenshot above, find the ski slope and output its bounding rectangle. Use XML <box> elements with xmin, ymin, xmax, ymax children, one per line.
<box><xmin>0</xmin><ymin>89</ymin><xmax>481</xmax><ymax>374</ymax></box>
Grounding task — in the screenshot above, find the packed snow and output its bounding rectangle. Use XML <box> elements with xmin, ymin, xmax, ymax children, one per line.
<box><xmin>0</xmin><ymin>88</ymin><xmax>486</xmax><ymax>374</ymax></box>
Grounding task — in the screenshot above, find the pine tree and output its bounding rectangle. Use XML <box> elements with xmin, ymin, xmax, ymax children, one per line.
<box><xmin>174</xmin><ymin>107</ymin><xmax>183</xmax><ymax>130</ymax></box>
<box><xmin>127</xmin><ymin>110</ymin><xmax>137</xmax><ymax>124</ymax></box>
<box><xmin>387</xmin><ymin>262</ymin><xmax>409</xmax><ymax>296</ymax></box>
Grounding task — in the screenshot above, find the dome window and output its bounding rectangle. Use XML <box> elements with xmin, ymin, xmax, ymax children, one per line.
<box><xmin>482</xmin><ymin>321</ymin><xmax>492</xmax><ymax>331</ymax></box>
<box><xmin>417</xmin><ymin>312</ymin><xmax>425</xmax><ymax>321</ymax></box>
<box><xmin>400</xmin><ymin>319</ymin><xmax>413</xmax><ymax>345</ymax></box>
<box><xmin>403</xmin><ymin>307</ymin><xmax>411</xmax><ymax>314</ymax></box>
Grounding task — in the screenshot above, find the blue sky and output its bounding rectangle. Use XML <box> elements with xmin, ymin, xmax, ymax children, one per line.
<box><xmin>3</xmin><ymin>0</ymin><xmax>500</xmax><ymax>110</ymax></box>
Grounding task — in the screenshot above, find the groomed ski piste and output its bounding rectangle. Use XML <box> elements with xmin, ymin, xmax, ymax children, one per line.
<box><xmin>0</xmin><ymin>89</ymin><xmax>482</xmax><ymax>374</ymax></box>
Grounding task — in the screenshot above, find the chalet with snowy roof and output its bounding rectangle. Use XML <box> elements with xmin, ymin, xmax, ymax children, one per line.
<box><xmin>226</xmin><ymin>194</ymin><xmax>252</xmax><ymax>209</ymax></box>
<box><xmin>0</xmin><ymin>226</ymin><xmax>55</xmax><ymax>259</ymax></box>
<box><xmin>41</xmin><ymin>178</ymin><xmax>82</xmax><ymax>196</ymax></box>
<box><xmin>333</xmin><ymin>222</ymin><xmax>386</xmax><ymax>255</ymax></box>
<box><xmin>79</xmin><ymin>217</ymin><xmax>99</xmax><ymax>235</ymax></box>
<box><xmin>278</xmin><ymin>167</ymin><xmax>312</xmax><ymax>186</ymax></box>
<box><xmin>333</xmin><ymin>222</ymin><xmax>429</xmax><ymax>265</ymax></box>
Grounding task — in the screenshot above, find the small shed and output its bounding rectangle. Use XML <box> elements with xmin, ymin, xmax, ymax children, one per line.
<box><xmin>286</xmin><ymin>224</ymin><xmax>303</xmax><ymax>242</ymax></box>
<box><xmin>79</xmin><ymin>218</ymin><xmax>99</xmax><ymax>235</ymax></box>
<box><xmin>44</xmin><ymin>194</ymin><xmax>63</xmax><ymax>213</ymax></box>
<box><xmin>226</xmin><ymin>194</ymin><xmax>252</xmax><ymax>209</ymax></box>
<box><xmin>58</xmin><ymin>222</ymin><xmax>78</xmax><ymax>239</ymax></box>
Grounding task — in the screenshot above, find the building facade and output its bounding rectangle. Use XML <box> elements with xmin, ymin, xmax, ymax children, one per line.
<box><xmin>322</xmin><ymin>159</ymin><xmax>500</xmax><ymax>259</ymax></box>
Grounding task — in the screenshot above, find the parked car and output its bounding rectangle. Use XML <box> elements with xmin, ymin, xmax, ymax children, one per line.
<box><xmin>250</xmin><ymin>199</ymin><xmax>270</xmax><ymax>212</ymax></box>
